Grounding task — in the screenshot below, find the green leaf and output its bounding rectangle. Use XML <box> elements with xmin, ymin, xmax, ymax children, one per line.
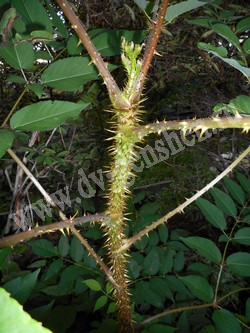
<box><xmin>198</xmin><ymin>42</ymin><xmax>228</xmax><ymax>57</ymax></box>
<box><xmin>246</xmin><ymin>298</ymin><xmax>250</xmax><ymax>322</ymax></box>
<box><xmin>30</xmin><ymin>30</ymin><xmax>54</xmax><ymax>41</ymax></box>
<box><xmin>85</xmin><ymin>225</ymin><xmax>102</xmax><ymax>240</ymax></box>
<box><xmin>187</xmin><ymin>18</ymin><xmax>218</xmax><ymax>29</ymax></box>
<box><xmin>199</xmin><ymin>49</ymin><xmax>250</xmax><ymax>78</ymax></box>
<box><xmin>149</xmin><ymin>277</ymin><xmax>174</xmax><ymax>302</ymax></box>
<box><xmin>66</xmin><ymin>34</ymin><xmax>84</xmax><ymax>55</ymax></box>
<box><xmin>166</xmin><ymin>0</ymin><xmax>208</xmax><ymax>23</ymax></box>
<box><xmin>212</xmin><ymin>308</ymin><xmax>242</xmax><ymax>333</ymax></box>
<box><xmin>196</xmin><ymin>198</ymin><xmax>227</xmax><ymax>230</ymax></box>
<box><xmin>139</xmin><ymin>202</ymin><xmax>160</xmax><ymax>216</ymax></box>
<box><xmin>160</xmin><ymin>248</ymin><xmax>174</xmax><ymax>274</ymax></box>
<box><xmin>236</xmin><ymin>172</ymin><xmax>250</xmax><ymax>193</ymax></box>
<box><xmin>43</xmin><ymin>259</ymin><xmax>64</xmax><ymax>281</ymax></box>
<box><xmin>0</xmin><ymin>288</ymin><xmax>52</xmax><ymax>333</ymax></box>
<box><xmin>179</xmin><ymin>275</ymin><xmax>214</xmax><ymax>302</ymax></box>
<box><xmin>107</xmin><ymin>302</ymin><xmax>116</xmax><ymax>314</ymax></box>
<box><xmin>88</xmin><ymin>29</ymin><xmax>146</xmax><ymax>56</ymax></box>
<box><xmin>58</xmin><ymin>235</ymin><xmax>69</xmax><ymax>257</ymax></box>
<box><xmin>4</xmin><ymin>269</ymin><xmax>40</xmax><ymax>304</ymax></box>
<box><xmin>59</xmin><ymin>266</ymin><xmax>86</xmax><ymax>291</ymax></box>
<box><xmin>10</xmin><ymin>101</ymin><xmax>87</xmax><ymax>131</ymax></box>
<box><xmin>29</xmin><ymin>239</ymin><xmax>56</xmax><ymax>257</ymax></box>
<box><xmin>148</xmin><ymin>230</ymin><xmax>159</xmax><ymax>246</ymax></box>
<box><xmin>41</xmin><ymin>56</ymin><xmax>117</xmax><ymax>91</ymax></box>
<box><xmin>233</xmin><ymin>227</ymin><xmax>250</xmax><ymax>245</ymax></box>
<box><xmin>70</xmin><ymin>236</ymin><xmax>84</xmax><ymax>262</ymax></box>
<box><xmin>134</xmin><ymin>281</ymin><xmax>164</xmax><ymax>308</ymax></box>
<box><xmin>106</xmin><ymin>282</ymin><xmax>113</xmax><ymax>295</ymax></box>
<box><xmin>158</xmin><ymin>224</ymin><xmax>169</xmax><ymax>243</ymax></box>
<box><xmin>223</xmin><ymin>176</ymin><xmax>245</xmax><ymax>205</ymax></box>
<box><xmin>187</xmin><ymin>263</ymin><xmax>212</xmax><ymax>278</ymax></box>
<box><xmin>243</xmin><ymin>38</ymin><xmax>250</xmax><ymax>55</ymax></box>
<box><xmin>94</xmin><ymin>295</ymin><xmax>108</xmax><ymax>312</ymax></box>
<box><xmin>43</xmin><ymin>305</ymin><xmax>76</xmax><ymax>333</ymax></box>
<box><xmin>28</xmin><ymin>260</ymin><xmax>47</xmax><ymax>269</ymax></box>
<box><xmin>29</xmin><ymin>300</ymin><xmax>55</xmax><ymax>324</ymax></box>
<box><xmin>0</xmin><ymin>130</ymin><xmax>14</xmax><ymax>158</ymax></box>
<box><xmin>0</xmin><ymin>8</ymin><xmax>17</xmax><ymax>38</ymax></box>
<box><xmin>173</xmin><ymin>250</ymin><xmax>185</xmax><ymax>272</ymax></box>
<box><xmin>144</xmin><ymin>247</ymin><xmax>160</xmax><ymax>275</ymax></box>
<box><xmin>45</xmin><ymin>0</ymin><xmax>68</xmax><ymax>38</ymax></box>
<box><xmin>165</xmin><ymin>276</ymin><xmax>192</xmax><ymax>299</ymax></box>
<box><xmin>0</xmin><ymin>41</ymin><xmax>34</xmax><ymax>69</ymax></box>
<box><xmin>146</xmin><ymin>323</ymin><xmax>177</xmax><ymax>333</ymax></box>
<box><xmin>7</xmin><ymin>74</ymin><xmax>26</xmax><ymax>83</ymax></box>
<box><xmin>236</xmin><ymin>17</ymin><xmax>250</xmax><ymax>33</ymax></box>
<box><xmin>230</xmin><ymin>95</ymin><xmax>250</xmax><ymax>116</ymax></box>
<box><xmin>199</xmin><ymin>325</ymin><xmax>217</xmax><ymax>333</ymax></box>
<box><xmin>83</xmin><ymin>279</ymin><xmax>102</xmax><ymax>291</ymax></box>
<box><xmin>0</xmin><ymin>247</ymin><xmax>11</xmax><ymax>268</ymax></box>
<box><xmin>210</xmin><ymin>187</ymin><xmax>237</xmax><ymax>217</ymax></box>
<box><xmin>41</xmin><ymin>57</ymin><xmax>98</xmax><ymax>91</ymax></box>
<box><xmin>127</xmin><ymin>258</ymin><xmax>141</xmax><ymax>279</ymax></box>
<box><xmin>212</xmin><ymin>23</ymin><xmax>241</xmax><ymax>50</ymax></box>
<box><xmin>181</xmin><ymin>236</ymin><xmax>222</xmax><ymax>264</ymax></box>
<box><xmin>28</xmin><ymin>84</ymin><xmax>44</xmax><ymax>98</ymax></box>
<box><xmin>227</xmin><ymin>252</ymin><xmax>250</xmax><ymax>276</ymax></box>
<box><xmin>12</xmin><ymin>0</ymin><xmax>52</xmax><ymax>33</ymax></box>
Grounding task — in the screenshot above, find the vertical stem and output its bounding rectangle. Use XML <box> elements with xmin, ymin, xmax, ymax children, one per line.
<box><xmin>131</xmin><ymin>0</ymin><xmax>169</xmax><ymax>103</ymax></box>
<box><xmin>105</xmin><ymin>116</ymin><xmax>138</xmax><ymax>333</ymax></box>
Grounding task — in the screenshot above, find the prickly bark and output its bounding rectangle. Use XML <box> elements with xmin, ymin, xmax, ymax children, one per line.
<box><xmin>104</xmin><ymin>109</ymin><xmax>139</xmax><ymax>333</ymax></box>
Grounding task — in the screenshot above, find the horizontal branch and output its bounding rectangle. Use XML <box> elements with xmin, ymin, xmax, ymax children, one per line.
<box><xmin>0</xmin><ymin>214</ymin><xmax>106</xmax><ymax>248</ymax></box>
<box><xmin>135</xmin><ymin>116</ymin><xmax>250</xmax><ymax>140</ymax></box>
<box><xmin>136</xmin><ymin>287</ymin><xmax>250</xmax><ymax>329</ymax></box>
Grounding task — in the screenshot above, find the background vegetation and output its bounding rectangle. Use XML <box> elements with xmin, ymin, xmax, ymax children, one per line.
<box><xmin>0</xmin><ymin>0</ymin><xmax>250</xmax><ymax>332</ymax></box>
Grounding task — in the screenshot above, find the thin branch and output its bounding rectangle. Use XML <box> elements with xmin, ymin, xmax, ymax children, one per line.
<box><xmin>8</xmin><ymin>149</ymin><xmax>60</xmax><ymax>214</ymax></box>
<box><xmin>135</xmin><ymin>287</ymin><xmax>250</xmax><ymax>329</ymax></box>
<box><xmin>136</xmin><ymin>302</ymin><xmax>214</xmax><ymax>330</ymax></box>
<box><xmin>1</xmin><ymin>89</ymin><xmax>27</xmax><ymax>128</ymax></box>
<box><xmin>0</xmin><ymin>214</ymin><xmax>106</xmax><ymax>248</ymax></box>
<box><xmin>132</xmin><ymin>0</ymin><xmax>169</xmax><ymax>103</ymax></box>
<box><xmin>71</xmin><ymin>226</ymin><xmax>120</xmax><ymax>288</ymax></box>
<box><xmin>6</xmin><ymin>149</ymin><xmax>118</xmax><ymax>288</ymax></box>
<box><xmin>134</xmin><ymin>116</ymin><xmax>250</xmax><ymax>140</ymax></box>
<box><xmin>55</xmin><ymin>0</ymin><xmax>130</xmax><ymax>110</ymax></box>
<box><xmin>119</xmin><ymin>144</ymin><xmax>250</xmax><ymax>252</ymax></box>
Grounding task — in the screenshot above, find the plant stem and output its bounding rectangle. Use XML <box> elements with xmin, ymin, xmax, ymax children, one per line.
<box><xmin>119</xmin><ymin>144</ymin><xmax>250</xmax><ymax>252</ymax></box>
<box><xmin>136</xmin><ymin>287</ymin><xmax>250</xmax><ymax>329</ymax></box>
<box><xmin>6</xmin><ymin>149</ymin><xmax>117</xmax><ymax>287</ymax></box>
<box><xmin>105</xmin><ymin>117</ymin><xmax>138</xmax><ymax>333</ymax></box>
<box><xmin>131</xmin><ymin>0</ymin><xmax>169</xmax><ymax>104</ymax></box>
<box><xmin>0</xmin><ymin>214</ymin><xmax>106</xmax><ymax>248</ymax></box>
<box><xmin>134</xmin><ymin>116</ymin><xmax>250</xmax><ymax>140</ymax></box>
<box><xmin>55</xmin><ymin>0</ymin><xmax>130</xmax><ymax>110</ymax></box>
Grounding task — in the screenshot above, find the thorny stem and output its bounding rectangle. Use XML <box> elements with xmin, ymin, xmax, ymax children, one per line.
<box><xmin>131</xmin><ymin>0</ymin><xmax>169</xmax><ymax>104</ymax></box>
<box><xmin>55</xmin><ymin>0</ymin><xmax>130</xmax><ymax>110</ymax></box>
<box><xmin>6</xmin><ymin>149</ymin><xmax>117</xmax><ymax>288</ymax></box>
<box><xmin>118</xmin><ymin>144</ymin><xmax>250</xmax><ymax>252</ymax></box>
<box><xmin>134</xmin><ymin>116</ymin><xmax>250</xmax><ymax>140</ymax></box>
<box><xmin>135</xmin><ymin>287</ymin><xmax>250</xmax><ymax>329</ymax></box>
<box><xmin>0</xmin><ymin>214</ymin><xmax>107</xmax><ymax>248</ymax></box>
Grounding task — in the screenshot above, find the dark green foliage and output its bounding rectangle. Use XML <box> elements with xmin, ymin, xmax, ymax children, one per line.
<box><xmin>0</xmin><ymin>0</ymin><xmax>250</xmax><ymax>332</ymax></box>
